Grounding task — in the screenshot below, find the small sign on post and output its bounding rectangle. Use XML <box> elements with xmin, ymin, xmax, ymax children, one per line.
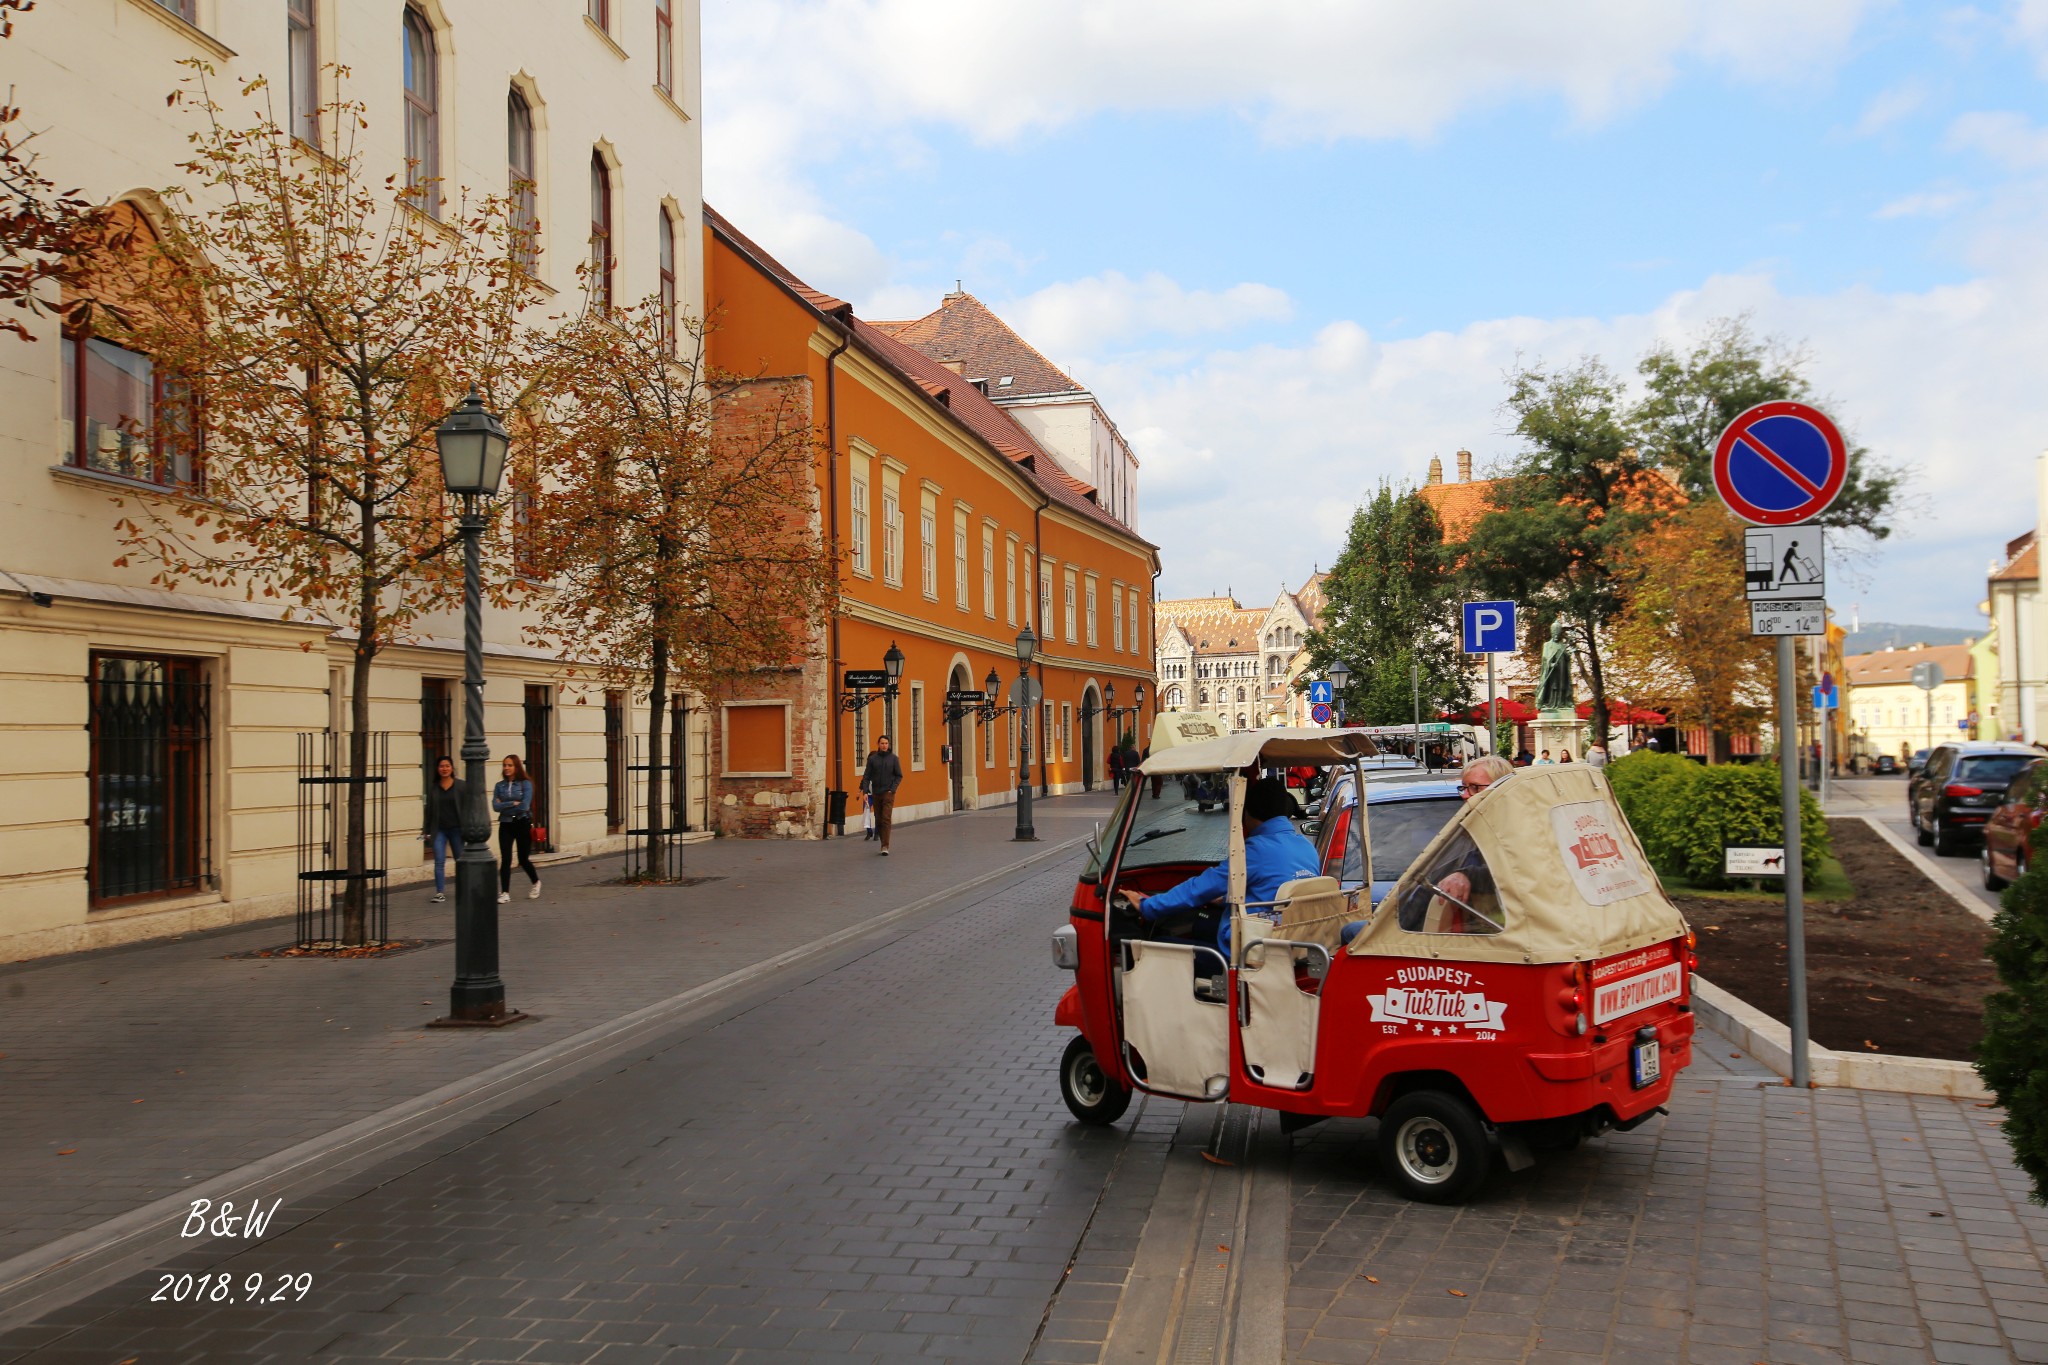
<box><xmin>843</xmin><ymin>669</ymin><xmax>889</xmax><ymax>690</ymax></box>
<box><xmin>1724</xmin><ymin>845</ymin><xmax>1788</xmax><ymax>878</ymax></box>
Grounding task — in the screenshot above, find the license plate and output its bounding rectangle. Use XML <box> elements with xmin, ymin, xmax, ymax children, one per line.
<box><xmin>1631</xmin><ymin>1039</ymin><xmax>1661</xmax><ymax>1089</ymax></box>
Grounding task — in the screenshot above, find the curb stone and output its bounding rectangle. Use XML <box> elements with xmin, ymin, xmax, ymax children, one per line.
<box><xmin>1858</xmin><ymin>814</ymin><xmax>1996</xmax><ymax>924</ymax></box>
<box><xmin>1691</xmin><ymin>975</ymin><xmax>1990</xmax><ymax>1099</ymax></box>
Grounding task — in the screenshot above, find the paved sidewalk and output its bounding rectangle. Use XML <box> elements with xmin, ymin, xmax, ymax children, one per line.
<box><xmin>1287</xmin><ymin>1046</ymin><xmax>2048</xmax><ymax>1364</ymax></box>
<box><xmin>0</xmin><ymin>791</ymin><xmax>1117</xmax><ymax>1268</ymax></box>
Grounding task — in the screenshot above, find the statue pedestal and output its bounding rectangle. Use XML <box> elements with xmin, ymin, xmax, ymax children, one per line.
<box><xmin>1530</xmin><ymin>709</ymin><xmax>1585</xmax><ymax>763</ymax></box>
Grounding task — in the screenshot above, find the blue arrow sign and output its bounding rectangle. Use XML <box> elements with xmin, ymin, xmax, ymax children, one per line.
<box><xmin>1463</xmin><ymin>600</ymin><xmax>1517</xmax><ymax>654</ymax></box>
<box><xmin>1308</xmin><ymin>680</ymin><xmax>1333</xmax><ymax>706</ymax></box>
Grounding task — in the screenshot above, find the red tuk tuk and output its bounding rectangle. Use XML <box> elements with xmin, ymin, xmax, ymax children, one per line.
<box><xmin>1050</xmin><ymin>725</ymin><xmax>1696</xmax><ymax>1203</ymax></box>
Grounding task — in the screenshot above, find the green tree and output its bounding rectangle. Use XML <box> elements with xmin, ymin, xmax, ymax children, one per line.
<box><xmin>1304</xmin><ymin>482</ymin><xmax>1468</xmax><ymax>727</ymax></box>
<box><xmin>1463</xmin><ymin>359</ymin><xmax>1678</xmax><ymax>745</ymax></box>
<box><xmin>1979</xmin><ymin>825</ymin><xmax>2048</xmax><ymax>1204</ymax></box>
<box><xmin>1634</xmin><ymin>317</ymin><xmax>1899</xmax><ymax>538</ymax></box>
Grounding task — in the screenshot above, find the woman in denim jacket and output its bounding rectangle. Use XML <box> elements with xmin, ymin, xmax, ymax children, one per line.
<box><xmin>492</xmin><ymin>755</ymin><xmax>542</xmax><ymax>904</ymax></box>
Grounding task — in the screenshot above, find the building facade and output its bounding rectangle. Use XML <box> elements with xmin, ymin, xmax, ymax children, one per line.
<box><xmin>1987</xmin><ymin>527</ymin><xmax>2041</xmax><ymax>744</ymax></box>
<box><xmin>1154</xmin><ymin>577</ymin><xmax>1326</xmax><ymax>731</ymax></box>
<box><xmin>703</xmin><ymin>211</ymin><xmax>1158</xmax><ymax>833</ymax></box>
<box><xmin>1846</xmin><ymin>643</ymin><xmax>1975</xmax><ymax>764</ymax></box>
<box><xmin>0</xmin><ymin>0</ymin><xmax>707</xmax><ymax>960</ymax></box>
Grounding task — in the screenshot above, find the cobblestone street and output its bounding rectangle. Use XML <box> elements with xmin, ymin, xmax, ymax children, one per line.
<box><xmin>2</xmin><ymin>802</ymin><xmax>2044</xmax><ymax>1363</ymax></box>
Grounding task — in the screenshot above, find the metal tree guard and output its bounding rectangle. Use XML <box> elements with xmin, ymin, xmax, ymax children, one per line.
<box><xmin>296</xmin><ymin>730</ymin><xmax>390</xmax><ymax>947</ymax></box>
<box><xmin>625</xmin><ymin>729</ymin><xmax>694</xmax><ymax>879</ymax></box>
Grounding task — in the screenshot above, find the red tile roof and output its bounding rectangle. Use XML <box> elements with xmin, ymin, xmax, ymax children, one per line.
<box><xmin>1846</xmin><ymin>643</ymin><xmax>1975</xmax><ymax>686</ymax></box>
<box><xmin>1993</xmin><ymin>538</ymin><xmax>2038</xmax><ymax>583</ymax></box>
<box><xmin>872</xmin><ymin>292</ymin><xmax>1084</xmax><ymax>399</ymax></box>
<box><xmin>705</xmin><ymin>206</ymin><xmax>1152</xmax><ymax>551</ymax></box>
<box><xmin>1417</xmin><ymin>478</ymin><xmax>1500</xmax><ymax>539</ymax></box>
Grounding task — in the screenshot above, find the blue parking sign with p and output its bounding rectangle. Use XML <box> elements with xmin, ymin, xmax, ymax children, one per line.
<box><xmin>1463</xmin><ymin>600</ymin><xmax>1516</xmax><ymax>654</ymax></box>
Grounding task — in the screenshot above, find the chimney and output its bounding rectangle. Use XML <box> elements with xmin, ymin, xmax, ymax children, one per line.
<box><xmin>1456</xmin><ymin>449</ymin><xmax>1472</xmax><ymax>482</ymax></box>
<box><xmin>938</xmin><ymin>359</ymin><xmax>963</xmax><ymax>375</ymax></box>
<box><xmin>1427</xmin><ymin>456</ymin><xmax>1443</xmax><ymax>486</ymax></box>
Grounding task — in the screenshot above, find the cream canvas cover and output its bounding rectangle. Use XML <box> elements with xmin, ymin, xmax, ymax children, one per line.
<box><xmin>1346</xmin><ymin>766</ymin><xmax>1688</xmax><ymax>965</ymax></box>
<box><xmin>1140</xmin><ymin>727</ymin><xmax>1379</xmax><ymax>777</ymax></box>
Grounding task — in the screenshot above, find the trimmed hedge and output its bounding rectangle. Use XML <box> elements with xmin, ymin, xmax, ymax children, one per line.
<box><xmin>1607</xmin><ymin>752</ymin><xmax>1829</xmax><ymax>889</ymax></box>
<box><xmin>1606</xmin><ymin>750</ymin><xmax>1702</xmax><ymax>874</ymax></box>
<box><xmin>1979</xmin><ymin>822</ymin><xmax>2048</xmax><ymax>1205</ymax></box>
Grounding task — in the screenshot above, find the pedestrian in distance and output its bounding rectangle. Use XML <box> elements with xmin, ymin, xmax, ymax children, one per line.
<box><xmin>860</xmin><ymin>733</ymin><xmax>903</xmax><ymax>855</ymax></box>
<box><xmin>1535</xmin><ymin>749</ymin><xmax>1554</xmax><ymax>765</ymax></box>
<box><xmin>1585</xmin><ymin>745</ymin><xmax>1609</xmax><ymax>769</ymax></box>
<box><xmin>421</xmin><ymin>755</ymin><xmax>465</xmax><ymax>904</ymax></box>
<box><xmin>493</xmin><ymin>754</ymin><xmax>542</xmax><ymax>904</ymax></box>
<box><xmin>1559</xmin><ymin>749</ymin><xmax>1573</xmax><ymax>764</ymax></box>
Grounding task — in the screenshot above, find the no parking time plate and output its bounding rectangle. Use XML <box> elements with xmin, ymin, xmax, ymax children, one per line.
<box><xmin>1750</xmin><ymin>598</ymin><xmax>1826</xmax><ymax>637</ymax></box>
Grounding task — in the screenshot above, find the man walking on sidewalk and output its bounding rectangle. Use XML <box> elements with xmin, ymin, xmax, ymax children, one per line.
<box><xmin>860</xmin><ymin>734</ymin><xmax>903</xmax><ymax>855</ymax></box>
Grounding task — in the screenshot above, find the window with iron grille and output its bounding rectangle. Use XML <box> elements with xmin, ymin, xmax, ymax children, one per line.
<box><xmin>910</xmin><ymin>683</ymin><xmax>925</xmax><ymax>766</ymax></box>
<box><xmin>89</xmin><ymin>654</ymin><xmax>211</xmax><ymax>905</ymax></box>
<box><xmin>419</xmin><ymin>677</ymin><xmax>453</xmax><ymax>806</ymax></box>
<box><xmin>604</xmin><ymin>690</ymin><xmax>626</xmax><ymax>832</ymax></box>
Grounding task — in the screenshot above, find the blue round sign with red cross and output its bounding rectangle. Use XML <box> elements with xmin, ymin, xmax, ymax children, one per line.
<box><xmin>1711</xmin><ymin>401</ymin><xmax>1849</xmax><ymax>526</ymax></box>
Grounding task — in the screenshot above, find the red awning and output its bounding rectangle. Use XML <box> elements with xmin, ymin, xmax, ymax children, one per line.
<box><xmin>1442</xmin><ymin>698</ymin><xmax>1538</xmax><ymax>724</ymax></box>
<box><xmin>1577</xmin><ymin>701</ymin><xmax>1668</xmax><ymax>725</ymax></box>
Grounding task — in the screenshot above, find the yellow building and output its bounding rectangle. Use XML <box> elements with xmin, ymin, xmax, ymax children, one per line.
<box><xmin>1846</xmin><ymin>643</ymin><xmax>1974</xmax><ymax>767</ymax></box>
<box><xmin>1</xmin><ymin>0</ymin><xmax>706</xmax><ymax>959</ymax></box>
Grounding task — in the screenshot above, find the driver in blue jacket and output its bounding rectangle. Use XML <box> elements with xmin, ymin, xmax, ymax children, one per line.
<box><xmin>1123</xmin><ymin>777</ymin><xmax>1321</xmax><ymax>959</ymax></box>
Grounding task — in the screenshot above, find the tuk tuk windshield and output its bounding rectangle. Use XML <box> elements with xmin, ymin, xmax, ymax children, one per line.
<box><xmin>1110</xmin><ymin>773</ymin><xmax>1236</xmax><ymax>877</ymax></box>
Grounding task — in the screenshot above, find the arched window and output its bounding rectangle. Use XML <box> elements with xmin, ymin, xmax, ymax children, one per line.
<box><xmin>658</xmin><ymin>208</ymin><xmax>677</xmax><ymax>346</ymax></box>
<box><xmin>1236</xmin><ymin>686</ymin><xmax>1246</xmax><ymax>703</ymax></box>
<box><xmin>589</xmin><ymin>151</ymin><xmax>613</xmax><ymax>312</ymax></box>
<box><xmin>1198</xmin><ymin>689</ymin><xmax>1208</xmax><ymax>706</ymax></box>
<box><xmin>507</xmin><ymin>89</ymin><xmax>537</xmax><ymax>273</ymax></box>
<box><xmin>402</xmin><ymin>7</ymin><xmax>438</xmax><ymax>214</ymax></box>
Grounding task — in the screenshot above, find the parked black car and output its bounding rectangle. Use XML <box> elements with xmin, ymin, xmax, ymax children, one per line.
<box><xmin>1874</xmin><ymin>754</ymin><xmax>1899</xmax><ymax>775</ymax></box>
<box><xmin>1909</xmin><ymin>741</ymin><xmax>2044</xmax><ymax>855</ymax></box>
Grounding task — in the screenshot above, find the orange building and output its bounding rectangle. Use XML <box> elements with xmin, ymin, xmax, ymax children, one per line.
<box><xmin>704</xmin><ymin>209</ymin><xmax>1159</xmax><ymax>835</ymax></box>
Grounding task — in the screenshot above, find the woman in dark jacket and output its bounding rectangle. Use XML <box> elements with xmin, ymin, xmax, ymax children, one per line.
<box><xmin>422</xmin><ymin>755</ymin><xmax>466</xmax><ymax>904</ymax></box>
<box><xmin>492</xmin><ymin>754</ymin><xmax>542</xmax><ymax>903</ymax></box>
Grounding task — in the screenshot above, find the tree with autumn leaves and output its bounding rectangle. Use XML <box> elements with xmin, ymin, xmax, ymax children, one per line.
<box><xmin>522</xmin><ymin>302</ymin><xmax>835</xmax><ymax>879</ymax></box>
<box><xmin>85</xmin><ymin>71</ymin><xmax>541</xmax><ymax>943</ymax></box>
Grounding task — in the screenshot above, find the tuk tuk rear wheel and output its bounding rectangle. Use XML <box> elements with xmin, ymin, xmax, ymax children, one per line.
<box><xmin>1377</xmin><ymin>1090</ymin><xmax>1491</xmax><ymax>1204</ymax></box>
<box><xmin>1060</xmin><ymin>1034</ymin><xmax>1132</xmax><ymax>1126</ymax></box>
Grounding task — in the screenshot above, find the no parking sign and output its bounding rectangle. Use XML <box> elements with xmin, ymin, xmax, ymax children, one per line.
<box><xmin>1711</xmin><ymin>401</ymin><xmax>1848</xmax><ymax>527</ymax></box>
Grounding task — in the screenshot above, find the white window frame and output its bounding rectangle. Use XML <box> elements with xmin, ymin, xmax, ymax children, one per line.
<box><xmin>1039</xmin><ymin>563</ymin><xmax>1053</xmax><ymax>634</ymax></box>
<box><xmin>849</xmin><ymin>447</ymin><xmax>872</xmax><ymax>577</ymax></box>
<box><xmin>882</xmin><ymin>490</ymin><xmax>901</xmax><ymax>587</ymax></box>
<box><xmin>919</xmin><ymin>485</ymin><xmax>939</xmax><ymax>600</ymax></box>
<box><xmin>1063</xmin><ymin>569</ymin><xmax>1078</xmax><ymax>643</ymax></box>
<box><xmin>954</xmin><ymin>506</ymin><xmax>970</xmax><ymax>611</ymax></box>
<box><xmin>1084</xmin><ymin>575</ymin><xmax>1099</xmax><ymax>647</ymax></box>
<box><xmin>909</xmin><ymin>682</ymin><xmax>926</xmax><ymax>769</ymax></box>
<box><xmin>1112</xmin><ymin>584</ymin><xmax>1124</xmax><ymax>652</ymax></box>
<box><xmin>982</xmin><ymin>523</ymin><xmax>997</xmax><ymax>618</ymax></box>
<box><xmin>1006</xmin><ymin>537</ymin><xmax>1019</xmax><ymax>626</ymax></box>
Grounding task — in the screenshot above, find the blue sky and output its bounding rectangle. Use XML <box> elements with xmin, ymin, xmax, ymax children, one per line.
<box><xmin>705</xmin><ymin>1</ymin><xmax>2048</xmax><ymax>629</ymax></box>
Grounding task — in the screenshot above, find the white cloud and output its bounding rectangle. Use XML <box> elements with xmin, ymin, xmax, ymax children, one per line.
<box><xmin>702</xmin><ymin>0</ymin><xmax>1877</xmax><ymax>304</ymax></box>
<box><xmin>1854</xmin><ymin>80</ymin><xmax>1928</xmax><ymax>137</ymax></box>
<box><xmin>2018</xmin><ymin>0</ymin><xmax>2048</xmax><ymax>72</ymax></box>
<box><xmin>1946</xmin><ymin>110</ymin><xmax>2048</xmax><ymax>168</ymax></box>
<box><xmin>1106</xmin><ymin>256</ymin><xmax>2048</xmax><ymax>626</ymax></box>
<box><xmin>1874</xmin><ymin>188</ymin><xmax>1971</xmax><ymax>218</ymax></box>
<box><xmin>995</xmin><ymin>273</ymin><xmax>1293</xmax><ymax>357</ymax></box>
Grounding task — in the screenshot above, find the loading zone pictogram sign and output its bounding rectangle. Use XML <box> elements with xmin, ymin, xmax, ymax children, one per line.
<box><xmin>1712</xmin><ymin>401</ymin><xmax>1849</xmax><ymax>527</ymax></box>
<box><xmin>1743</xmin><ymin>527</ymin><xmax>1824</xmax><ymax>599</ymax></box>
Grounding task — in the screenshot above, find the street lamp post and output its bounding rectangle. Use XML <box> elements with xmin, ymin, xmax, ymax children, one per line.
<box><xmin>883</xmin><ymin>641</ymin><xmax>905</xmax><ymax>740</ymax></box>
<box><xmin>431</xmin><ymin>389</ymin><xmax>522</xmax><ymax>1028</ymax></box>
<box><xmin>1328</xmin><ymin>658</ymin><xmax>1352</xmax><ymax>728</ymax></box>
<box><xmin>1014</xmin><ymin>625</ymin><xmax>1037</xmax><ymax>842</ymax></box>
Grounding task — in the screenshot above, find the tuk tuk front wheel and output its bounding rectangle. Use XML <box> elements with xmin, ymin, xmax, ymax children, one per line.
<box><xmin>1060</xmin><ymin>1034</ymin><xmax>1132</xmax><ymax>1126</ymax></box>
<box><xmin>1377</xmin><ymin>1090</ymin><xmax>1491</xmax><ymax>1204</ymax></box>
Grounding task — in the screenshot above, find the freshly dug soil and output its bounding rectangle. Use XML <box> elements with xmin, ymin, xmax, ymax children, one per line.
<box><xmin>1684</xmin><ymin>818</ymin><xmax>2000</xmax><ymax>1062</ymax></box>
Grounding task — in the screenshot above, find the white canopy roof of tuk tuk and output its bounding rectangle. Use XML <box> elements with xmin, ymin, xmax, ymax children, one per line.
<box><xmin>1346</xmin><ymin>765</ymin><xmax>1689</xmax><ymax>965</ymax></box>
<box><xmin>1139</xmin><ymin>725</ymin><xmax>1380</xmax><ymax>776</ymax></box>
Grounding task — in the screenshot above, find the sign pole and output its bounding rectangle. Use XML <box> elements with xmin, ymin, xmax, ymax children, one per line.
<box><xmin>1778</xmin><ymin>635</ymin><xmax>1811</xmax><ymax>1088</ymax></box>
<box><xmin>1486</xmin><ymin>654</ymin><xmax>1497</xmax><ymax>757</ymax></box>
